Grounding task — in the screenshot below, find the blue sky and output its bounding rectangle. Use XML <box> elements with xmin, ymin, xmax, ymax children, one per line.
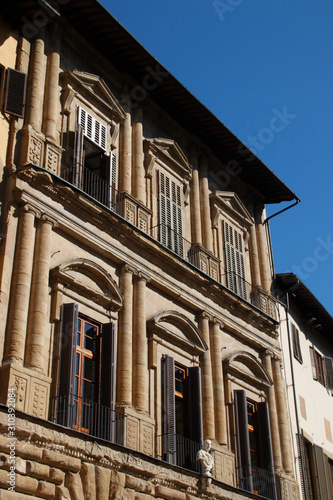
<box><xmin>103</xmin><ymin>0</ymin><xmax>333</xmax><ymax>315</ymax></box>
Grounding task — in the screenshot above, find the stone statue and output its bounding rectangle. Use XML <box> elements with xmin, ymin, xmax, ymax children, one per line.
<box><xmin>196</xmin><ymin>439</ymin><xmax>214</xmax><ymax>486</ymax></box>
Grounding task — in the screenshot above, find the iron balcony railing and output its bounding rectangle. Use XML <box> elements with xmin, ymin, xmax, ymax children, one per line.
<box><xmin>60</xmin><ymin>165</ymin><xmax>277</xmax><ymax>319</ymax></box>
<box><xmin>156</xmin><ymin>433</ymin><xmax>201</xmax><ymax>473</ymax></box>
<box><xmin>237</xmin><ymin>465</ymin><xmax>277</xmax><ymax>500</ymax></box>
<box><xmin>49</xmin><ymin>394</ymin><xmax>126</xmax><ymax>445</ymax></box>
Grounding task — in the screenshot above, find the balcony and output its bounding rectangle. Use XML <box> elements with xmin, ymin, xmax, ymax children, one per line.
<box><xmin>60</xmin><ymin>164</ymin><xmax>277</xmax><ymax>319</ymax></box>
<box><xmin>237</xmin><ymin>465</ymin><xmax>276</xmax><ymax>500</ymax></box>
<box><xmin>156</xmin><ymin>433</ymin><xmax>201</xmax><ymax>473</ymax></box>
<box><xmin>49</xmin><ymin>394</ymin><xmax>126</xmax><ymax>445</ymax></box>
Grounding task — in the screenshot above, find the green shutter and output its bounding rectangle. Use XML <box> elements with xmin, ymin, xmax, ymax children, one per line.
<box><xmin>3</xmin><ymin>68</ymin><xmax>27</xmax><ymax>118</ymax></box>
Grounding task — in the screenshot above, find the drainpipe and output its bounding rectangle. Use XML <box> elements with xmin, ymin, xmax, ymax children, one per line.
<box><xmin>277</xmin><ymin>283</ymin><xmax>307</xmax><ymax>500</ymax></box>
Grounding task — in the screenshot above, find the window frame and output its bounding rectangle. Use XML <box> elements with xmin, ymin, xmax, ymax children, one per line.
<box><xmin>291</xmin><ymin>323</ymin><xmax>303</xmax><ymax>363</ymax></box>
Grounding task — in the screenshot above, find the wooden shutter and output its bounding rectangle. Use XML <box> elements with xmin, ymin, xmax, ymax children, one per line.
<box><xmin>58</xmin><ymin>303</ymin><xmax>78</xmax><ymax>427</ymax></box>
<box><xmin>257</xmin><ymin>402</ymin><xmax>276</xmax><ymax>499</ymax></box>
<box><xmin>3</xmin><ymin>68</ymin><xmax>27</xmax><ymax>118</ymax></box>
<box><xmin>292</xmin><ymin>324</ymin><xmax>303</xmax><ymax>363</ymax></box>
<box><xmin>323</xmin><ymin>357</ymin><xmax>333</xmax><ymax>390</ymax></box>
<box><xmin>187</xmin><ymin>366</ymin><xmax>203</xmax><ymax>446</ymax></box>
<box><xmin>162</xmin><ymin>355</ymin><xmax>176</xmax><ymax>465</ymax></box>
<box><xmin>309</xmin><ymin>346</ymin><xmax>318</xmax><ymax>380</ymax></box>
<box><xmin>234</xmin><ymin>390</ymin><xmax>253</xmax><ymax>492</ymax></box>
<box><xmin>158</xmin><ymin>171</ymin><xmax>183</xmax><ymax>256</ymax></box>
<box><xmin>78</xmin><ymin>106</ymin><xmax>106</xmax><ymax>150</ymax></box>
<box><xmin>297</xmin><ymin>432</ymin><xmax>312</xmax><ymax>500</ymax></box>
<box><xmin>224</xmin><ymin>222</ymin><xmax>247</xmax><ymax>299</ymax></box>
<box><xmin>314</xmin><ymin>445</ymin><xmax>333</xmax><ymax>500</ymax></box>
<box><xmin>100</xmin><ymin>323</ymin><xmax>118</xmax><ymax>443</ymax></box>
<box><xmin>73</xmin><ymin>115</ymin><xmax>84</xmax><ymax>188</ymax></box>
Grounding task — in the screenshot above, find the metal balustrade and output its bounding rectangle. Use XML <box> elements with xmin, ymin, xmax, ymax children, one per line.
<box><xmin>49</xmin><ymin>394</ymin><xmax>126</xmax><ymax>445</ymax></box>
<box><xmin>156</xmin><ymin>433</ymin><xmax>201</xmax><ymax>472</ymax></box>
<box><xmin>60</xmin><ymin>165</ymin><xmax>277</xmax><ymax>319</ymax></box>
<box><xmin>237</xmin><ymin>465</ymin><xmax>277</xmax><ymax>500</ymax></box>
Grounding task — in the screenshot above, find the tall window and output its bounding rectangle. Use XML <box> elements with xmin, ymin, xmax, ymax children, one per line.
<box><xmin>291</xmin><ymin>324</ymin><xmax>303</xmax><ymax>363</ymax></box>
<box><xmin>56</xmin><ymin>303</ymin><xmax>118</xmax><ymax>442</ymax></box>
<box><xmin>74</xmin><ymin>316</ymin><xmax>100</xmax><ymax>433</ymax></box>
<box><xmin>234</xmin><ymin>390</ymin><xmax>275</xmax><ymax>499</ymax></box>
<box><xmin>158</xmin><ymin>171</ymin><xmax>183</xmax><ymax>257</ymax></box>
<box><xmin>224</xmin><ymin>221</ymin><xmax>247</xmax><ymax>299</ymax></box>
<box><xmin>73</xmin><ymin>106</ymin><xmax>116</xmax><ymax>208</ymax></box>
<box><xmin>161</xmin><ymin>355</ymin><xmax>202</xmax><ymax>470</ymax></box>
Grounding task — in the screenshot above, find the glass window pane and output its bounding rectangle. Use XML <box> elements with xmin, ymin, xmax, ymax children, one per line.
<box><xmin>82</xmin><ymin>379</ymin><xmax>94</xmax><ymax>401</ymax></box>
<box><xmin>83</xmin><ymin>357</ymin><xmax>93</xmax><ymax>381</ymax></box>
<box><xmin>84</xmin><ymin>334</ymin><xmax>94</xmax><ymax>352</ymax></box>
<box><xmin>75</xmin><ymin>353</ymin><xmax>80</xmax><ymax>376</ymax></box>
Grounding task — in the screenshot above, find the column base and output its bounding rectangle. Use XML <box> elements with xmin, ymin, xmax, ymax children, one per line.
<box><xmin>116</xmin><ymin>405</ymin><xmax>155</xmax><ymax>457</ymax></box>
<box><xmin>210</xmin><ymin>442</ymin><xmax>235</xmax><ymax>486</ymax></box>
<box><xmin>0</xmin><ymin>363</ymin><xmax>51</xmax><ymax>419</ymax></box>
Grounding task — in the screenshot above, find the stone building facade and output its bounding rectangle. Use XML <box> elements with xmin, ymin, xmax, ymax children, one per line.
<box><xmin>0</xmin><ymin>1</ymin><xmax>300</xmax><ymax>498</ymax></box>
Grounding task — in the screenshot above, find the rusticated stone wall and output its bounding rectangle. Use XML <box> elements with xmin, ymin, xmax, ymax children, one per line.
<box><xmin>0</xmin><ymin>407</ymin><xmax>298</xmax><ymax>500</ymax></box>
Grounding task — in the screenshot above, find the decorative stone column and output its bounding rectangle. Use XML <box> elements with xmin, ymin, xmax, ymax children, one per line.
<box><xmin>272</xmin><ymin>357</ymin><xmax>294</xmax><ymax>476</ymax></box>
<box><xmin>43</xmin><ymin>25</ymin><xmax>60</xmax><ymax>142</ymax></box>
<box><xmin>255</xmin><ymin>205</ymin><xmax>271</xmax><ymax>294</ymax></box>
<box><xmin>25</xmin><ymin>215</ymin><xmax>57</xmax><ymax>375</ymax></box>
<box><xmin>26</xmin><ymin>36</ymin><xmax>45</xmax><ymax>131</ymax></box>
<box><xmin>249</xmin><ymin>223</ymin><xmax>261</xmax><ymax>288</ymax></box>
<box><xmin>21</xmin><ymin>34</ymin><xmax>46</xmax><ymax>167</ymax></box>
<box><xmin>43</xmin><ymin>24</ymin><xmax>62</xmax><ymax>174</ymax></box>
<box><xmin>119</xmin><ymin>95</ymin><xmax>132</xmax><ymax>195</ymax></box>
<box><xmin>3</xmin><ymin>205</ymin><xmax>38</xmax><ymax>365</ymax></box>
<box><xmin>262</xmin><ymin>351</ymin><xmax>283</xmax><ymax>470</ymax></box>
<box><xmin>190</xmin><ymin>151</ymin><xmax>202</xmax><ymax>245</ymax></box>
<box><xmin>199</xmin><ymin>313</ymin><xmax>215</xmax><ymax>440</ymax></box>
<box><xmin>210</xmin><ymin>319</ymin><xmax>227</xmax><ymax>445</ymax></box>
<box><xmin>133</xmin><ymin>272</ymin><xmax>149</xmax><ymax>412</ymax></box>
<box><xmin>117</xmin><ymin>265</ymin><xmax>135</xmax><ymax>406</ymax></box>
<box><xmin>200</xmin><ymin>156</ymin><xmax>213</xmax><ymax>253</ymax></box>
<box><xmin>132</xmin><ymin>107</ymin><xmax>145</xmax><ymax>204</ymax></box>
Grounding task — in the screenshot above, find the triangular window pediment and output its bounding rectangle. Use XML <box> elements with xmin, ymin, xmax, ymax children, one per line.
<box><xmin>211</xmin><ymin>191</ymin><xmax>253</xmax><ymax>225</ymax></box>
<box><xmin>144</xmin><ymin>138</ymin><xmax>191</xmax><ymax>180</ymax></box>
<box><xmin>60</xmin><ymin>70</ymin><xmax>126</xmax><ymax>123</ymax></box>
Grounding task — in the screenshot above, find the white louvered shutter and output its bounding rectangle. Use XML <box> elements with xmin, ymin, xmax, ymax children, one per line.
<box><xmin>159</xmin><ymin>172</ymin><xmax>183</xmax><ymax>256</ymax></box>
<box><xmin>78</xmin><ymin>106</ymin><xmax>107</xmax><ymax>150</ymax></box>
<box><xmin>224</xmin><ymin>221</ymin><xmax>247</xmax><ymax>299</ymax></box>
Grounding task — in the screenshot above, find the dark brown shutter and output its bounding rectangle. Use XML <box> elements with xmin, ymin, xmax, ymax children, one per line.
<box><xmin>187</xmin><ymin>366</ymin><xmax>203</xmax><ymax>446</ymax></box>
<box><xmin>297</xmin><ymin>432</ymin><xmax>311</xmax><ymax>500</ymax></box>
<box><xmin>314</xmin><ymin>445</ymin><xmax>332</xmax><ymax>500</ymax></box>
<box><xmin>3</xmin><ymin>68</ymin><xmax>27</xmax><ymax>118</ymax></box>
<box><xmin>100</xmin><ymin>323</ymin><xmax>118</xmax><ymax>443</ymax></box>
<box><xmin>257</xmin><ymin>402</ymin><xmax>276</xmax><ymax>500</ymax></box>
<box><xmin>58</xmin><ymin>303</ymin><xmax>78</xmax><ymax>427</ymax></box>
<box><xmin>234</xmin><ymin>390</ymin><xmax>253</xmax><ymax>492</ymax></box>
<box><xmin>323</xmin><ymin>357</ymin><xmax>333</xmax><ymax>390</ymax></box>
<box><xmin>100</xmin><ymin>323</ymin><xmax>116</xmax><ymax>410</ymax></box>
<box><xmin>162</xmin><ymin>355</ymin><xmax>176</xmax><ymax>464</ymax></box>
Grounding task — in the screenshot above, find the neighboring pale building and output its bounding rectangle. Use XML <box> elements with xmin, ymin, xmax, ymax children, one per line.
<box><xmin>275</xmin><ymin>273</ymin><xmax>333</xmax><ymax>500</ymax></box>
<box><xmin>0</xmin><ymin>1</ymin><xmax>301</xmax><ymax>498</ymax></box>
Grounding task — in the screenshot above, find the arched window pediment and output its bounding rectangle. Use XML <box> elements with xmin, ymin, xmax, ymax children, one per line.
<box><xmin>50</xmin><ymin>258</ymin><xmax>122</xmax><ymax>311</ymax></box>
<box><xmin>147</xmin><ymin>310</ymin><xmax>208</xmax><ymax>355</ymax></box>
<box><xmin>223</xmin><ymin>351</ymin><xmax>273</xmax><ymax>390</ymax></box>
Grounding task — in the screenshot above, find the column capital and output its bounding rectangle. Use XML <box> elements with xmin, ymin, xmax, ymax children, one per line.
<box><xmin>134</xmin><ymin>271</ymin><xmax>151</xmax><ymax>283</ymax></box>
<box><xmin>41</xmin><ymin>213</ymin><xmax>58</xmax><ymax>228</ymax></box>
<box><xmin>212</xmin><ymin>317</ymin><xmax>225</xmax><ymax>329</ymax></box>
<box><xmin>121</xmin><ymin>263</ymin><xmax>137</xmax><ymax>276</ymax></box>
<box><xmin>199</xmin><ymin>311</ymin><xmax>213</xmax><ymax>322</ymax></box>
<box><xmin>21</xmin><ymin>204</ymin><xmax>41</xmax><ymax>219</ymax></box>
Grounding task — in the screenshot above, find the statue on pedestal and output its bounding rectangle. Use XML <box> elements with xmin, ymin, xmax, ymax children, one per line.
<box><xmin>196</xmin><ymin>439</ymin><xmax>214</xmax><ymax>486</ymax></box>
